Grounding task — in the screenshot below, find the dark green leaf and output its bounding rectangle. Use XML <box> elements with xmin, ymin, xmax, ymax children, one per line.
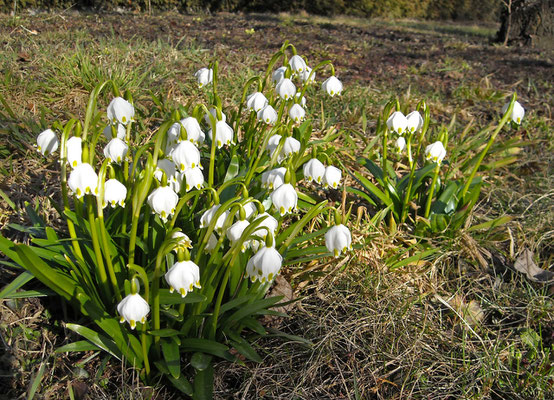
<box><xmin>191</xmin><ymin>352</ymin><xmax>212</xmax><ymax>371</ymax></box>
<box><xmin>55</xmin><ymin>340</ymin><xmax>102</xmax><ymax>353</ymax></box>
<box><xmin>162</xmin><ymin>338</ymin><xmax>181</xmax><ymax>379</ymax></box>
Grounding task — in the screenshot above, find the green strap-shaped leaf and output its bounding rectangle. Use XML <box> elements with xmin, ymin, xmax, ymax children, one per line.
<box><xmin>161</xmin><ymin>338</ymin><xmax>181</xmax><ymax>379</ymax></box>
<box><xmin>193</xmin><ymin>364</ymin><xmax>214</xmax><ymax>400</ymax></box>
<box><xmin>0</xmin><ymin>270</ymin><xmax>34</xmax><ymax>299</ymax></box>
<box><xmin>352</xmin><ymin>171</ymin><xmax>392</xmax><ymax>207</ymax></box>
<box><xmin>223</xmin><ymin>296</ymin><xmax>283</xmax><ymax>327</ymax></box>
<box><xmin>168</xmin><ymin>374</ymin><xmax>194</xmax><ymax>396</ymax></box>
<box><xmin>65</xmin><ymin>323</ymin><xmax>122</xmax><ymax>360</ymax></box>
<box><xmin>159</xmin><ymin>290</ymin><xmax>206</xmax><ymax>305</ymax></box>
<box><xmin>55</xmin><ymin>340</ymin><xmax>103</xmax><ymax>353</ymax></box>
<box><xmin>180</xmin><ymin>338</ymin><xmax>234</xmax><ymax>361</ymax></box>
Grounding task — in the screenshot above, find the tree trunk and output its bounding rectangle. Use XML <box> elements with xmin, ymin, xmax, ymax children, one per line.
<box><xmin>497</xmin><ymin>0</ymin><xmax>554</xmax><ymax>49</ymax></box>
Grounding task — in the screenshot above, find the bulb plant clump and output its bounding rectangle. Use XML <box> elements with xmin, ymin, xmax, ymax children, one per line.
<box><xmin>0</xmin><ymin>42</ymin><xmax>352</xmax><ymax>397</ymax></box>
<box><xmin>350</xmin><ymin>95</ymin><xmax>524</xmax><ymax>235</ymax></box>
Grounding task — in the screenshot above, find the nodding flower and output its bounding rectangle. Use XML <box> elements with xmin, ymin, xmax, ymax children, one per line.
<box><xmin>322</xmin><ymin>76</ymin><xmax>343</xmax><ymax>97</ymax></box>
<box><xmin>107</xmin><ymin>97</ymin><xmax>134</xmax><ymax>126</ymax></box>
<box><xmin>165</xmin><ymin>260</ymin><xmax>201</xmax><ymax>298</ymax></box>
<box><xmin>194</xmin><ymin>68</ymin><xmax>213</xmax><ymax>88</ymax></box>
<box><xmin>147</xmin><ymin>186</ymin><xmax>179</xmax><ymax>223</ymax></box>
<box><xmin>386</xmin><ymin>111</ymin><xmax>408</xmax><ymax>135</ymax></box>
<box><xmin>103</xmin><ymin>178</ymin><xmax>127</xmax><ymax>208</ymax></box>
<box><xmin>425</xmin><ymin>141</ymin><xmax>447</xmax><ymax>165</ymax></box>
<box><xmin>271</xmin><ymin>183</ymin><xmax>298</xmax><ymax>216</ymax></box>
<box><xmin>246</xmin><ymin>245</ymin><xmax>283</xmax><ymax>283</ymax></box>
<box><xmin>68</xmin><ymin>163</ymin><xmax>98</xmax><ymax>198</ymax></box>
<box><xmin>36</xmin><ymin>129</ymin><xmax>59</xmax><ymax>156</ymax></box>
<box><xmin>502</xmin><ymin>100</ymin><xmax>525</xmax><ymax>124</ymax></box>
<box><xmin>117</xmin><ymin>293</ymin><xmax>150</xmax><ymax>330</ymax></box>
<box><xmin>276</xmin><ymin>78</ymin><xmax>296</xmax><ymax>100</ymax></box>
<box><xmin>325</xmin><ymin>224</ymin><xmax>352</xmax><ymax>257</ymax></box>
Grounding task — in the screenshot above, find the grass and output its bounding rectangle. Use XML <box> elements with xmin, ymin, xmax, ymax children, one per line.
<box><xmin>0</xmin><ymin>10</ymin><xmax>553</xmax><ymax>400</ymax></box>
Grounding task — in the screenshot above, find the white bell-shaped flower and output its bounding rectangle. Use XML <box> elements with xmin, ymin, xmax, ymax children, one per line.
<box><xmin>147</xmin><ymin>186</ymin><xmax>179</xmax><ymax>222</ymax></box>
<box><xmin>103</xmin><ymin>178</ymin><xmax>127</xmax><ymax>208</ymax></box>
<box><xmin>322</xmin><ymin>76</ymin><xmax>343</xmax><ymax>97</ymax></box>
<box><xmin>238</xmin><ymin>202</ymin><xmax>257</xmax><ymax>220</ymax></box>
<box><xmin>257</xmin><ymin>105</ymin><xmax>278</xmax><ymax>125</ymax></box>
<box><xmin>289</xmin><ymin>55</ymin><xmax>307</xmax><ymax>74</ymax></box>
<box><xmin>300</xmin><ymin>66</ymin><xmax>315</xmax><ymax>83</ymax></box>
<box><xmin>107</xmin><ymin>97</ymin><xmax>134</xmax><ymax>126</ymax></box>
<box><xmin>226</xmin><ymin>219</ymin><xmax>251</xmax><ymax>252</ymax></box>
<box><xmin>172</xmin><ymin>231</ymin><xmax>192</xmax><ymax>251</ymax></box>
<box><xmin>406</xmin><ymin>111</ymin><xmax>423</xmax><ymax>134</ymax></box>
<box><xmin>36</xmin><ymin>129</ymin><xmax>59</xmax><ymax>156</ymax></box>
<box><xmin>66</xmin><ymin>136</ymin><xmax>82</xmax><ymax>168</ymax></box>
<box><xmin>68</xmin><ymin>163</ymin><xmax>98</xmax><ymax>198</ymax></box>
<box><xmin>103</xmin><ymin>123</ymin><xmax>126</xmax><ymax>141</ymax></box>
<box><xmin>155</xmin><ymin>159</ymin><xmax>178</xmax><ymax>185</ymax></box>
<box><xmin>183</xmin><ymin>167</ymin><xmax>204</xmax><ymax>191</ymax></box>
<box><xmin>395</xmin><ymin>136</ymin><xmax>406</xmax><ymax>153</ymax></box>
<box><xmin>271</xmin><ymin>183</ymin><xmax>297</xmax><ymax>216</ymax></box>
<box><xmin>281</xmin><ymin>137</ymin><xmax>301</xmax><ymax>162</ymax></box>
<box><xmin>117</xmin><ymin>293</ymin><xmax>149</xmax><ymax>330</ymax></box>
<box><xmin>325</xmin><ymin>224</ymin><xmax>352</xmax><ymax>257</ymax></box>
<box><xmin>165</xmin><ymin>260</ymin><xmax>201</xmax><ymax>298</ymax></box>
<box><xmin>194</xmin><ymin>68</ymin><xmax>213</xmax><ymax>88</ymax></box>
<box><xmin>272</xmin><ymin>66</ymin><xmax>287</xmax><ymax>85</ymax></box>
<box><xmin>261</xmin><ymin>167</ymin><xmax>287</xmax><ymax>190</ymax></box>
<box><xmin>200</xmin><ymin>204</ymin><xmax>230</xmax><ymax>232</ymax></box>
<box><xmin>425</xmin><ymin>141</ymin><xmax>447</xmax><ymax>164</ymax></box>
<box><xmin>289</xmin><ymin>104</ymin><xmax>306</xmax><ymax>123</ymax></box>
<box><xmin>172</xmin><ymin>141</ymin><xmax>201</xmax><ymax>172</ymax></box>
<box><xmin>252</xmin><ymin>212</ymin><xmax>278</xmax><ymax>239</ymax></box>
<box><xmin>180</xmin><ymin>117</ymin><xmax>205</xmax><ymax>144</ymax></box>
<box><xmin>502</xmin><ymin>101</ymin><xmax>525</xmax><ymax>124</ymax></box>
<box><xmin>103</xmin><ymin>138</ymin><xmax>128</xmax><ymax>164</ymax></box>
<box><xmin>246</xmin><ymin>92</ymin><xmax>268</xmax><ymax>113</ymax></box>
<box><xmin>208</xmin><ymin>120</ymin><xmax>234</xmax><ymax>148</ymax></box>
<box><xmin>276</xmin><ymin>78</ymin><xmax>296</xmax><ymax>100</ymax></box>
<box><xmin>267</xmin><ymin>134</ymin><xmax>282</xmax><ymax>157</ymax></box>
<box><xmin>323</xmin><ymin>166</ymin><xmax>342</xmax><ymax>189</ymax></box>
<box><xmin>303</xmin><ymin>158</ymin><xmax>326</xmax><ymax>184</ymax></box>
<box><xmin>386</xmin><ymin>111</ymin><xmax>408</xmax><ymax>135</ymax></box>
<box><xmin>246</xmin><ymin>246</ymin><xmax>283</xmax><ymax>283</ymax></box>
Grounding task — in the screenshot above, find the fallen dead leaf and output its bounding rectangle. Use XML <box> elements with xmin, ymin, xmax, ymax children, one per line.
<box><xmin>513</xmin><ymin>249</ymin><xmax>554</xmax><ymax>284</ymax></box>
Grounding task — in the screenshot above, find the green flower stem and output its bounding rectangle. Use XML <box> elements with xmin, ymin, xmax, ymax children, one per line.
<box><xmin>460</xmin><ymin>94</ymin><xmax>516</xmax><ymax>201</ymax></box>
<box><xmin>401</xmin><ymin>135</ymin><xmax>417</xmax><ymax>223</ymax></box>
<box><xmin>86</xmin><ymin>196</ymin><xmax>112</xmax><ymax>300</ymax></box>
<box><xmin>141</xmin><ymin>210</ymin><xmax>150</xmax><ymax>267</ymax></box>
<box><xmin>382</xmin><ymin>127</ymin><xmax>389</xmax><ymax>190</ymax></box>
<box><xmin>208</xmin><ymin>256</ymin><xmax>235</xmax><ymax>340</ymax></box>
<box><xmin>406</xmin><ymin>134</ymin><xmax>414</xmax><ymax>170</ymax></box>
<box><xmin>141</xmin><ymin>324</ymin><xmax>151</xmax><ymax>376</ymax></box>
<box><xmin>244</xmin><ymin>127</ymin><xmax>275</xmax><ymax>186</ymax></box>
<box><xmin>424</xmin><ymin>163</ymin><xmax>441</xmax><ymax>219</ymax></box>
<box><xmin>151</xmin><ymin>251</ymin><xmax>164</xmax><ymax>344</ymax></box>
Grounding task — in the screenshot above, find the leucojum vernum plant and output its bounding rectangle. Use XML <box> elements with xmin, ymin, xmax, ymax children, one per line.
<box><xmin>348</xmin><ymin>94</ymin><xmax>524</xmax><ymax>235</ymax></box>
<box><xmin>0</xmin><ymin>42</ymin><xmax>352</xmax><ymax>397</ymax></box>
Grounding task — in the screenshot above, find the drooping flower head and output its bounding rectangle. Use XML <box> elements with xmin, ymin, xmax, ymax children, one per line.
<box><xmin>246</xmin><ymin>92</ymin><xmax>269</xmax><ymax>113</ymax></box>
<box><xmin>322</xmin><ymin>76</ymin><xmax>343</xmax><ymax>97</ymax></box>
<box><xmin>117</xmin><ymin>293</ymin><xmax>150</xmax><ymax>330</ymax></box>
<box><xmin>147</xmin><ymin>186</ymin><xmax>179</xmax><ymax>222</ymax></box>
<box><xmin>289</xmin><ymin>55</ymin><xmax>307</xmax><ymax>74</ymax></box>
<box><xmin>200</xmin><ymin>204</ymin><xmax>229</xmax><ymax>233</ymax></box>
<box><xmin>395</xmin><ymin>136</ymin><xmax>406</xmax><ymax>153</ymax></box>
<box><xmin>171</xmin><ymin>141</ymin><xmax>201</xmax><ymax>172</ymax></box>
<box><xmin>276</xmin><ymin>78</ymin><xmax>296</xmax><ymax>100</ymax></box>
<box><xmin>179</xmin><ymin>117</ymin><xmax>205</xmax><ymax>145</ymax></box>
<box><xmin>107</xmin><ymin>97</ymin><xmax>135</xmax><ymax>126</ymax></box>
<box><xmin>425</xmin><ymin>141</ymin><xmax>447</xmax><ymax>164</ymax></box>
<box><xmin>502</xmin><ymin>100</ymin><xmax>525</xmax><ymax>124</ymax></box>
<box><xmin>194</xmin><ymin>68</ymin><xmax>213</xmax><ymax>88</ymax></box>
<box><xmin>272</xmin><ymin>66</ymin><xmax>287</xmax><ymax>85</ymax></box>
<box><xmin>36</xmin><ymin>129</ymin><xmax>59</xmax><ymax>156</ymax></box>
<box><xmin>226</xmin><ymin>219</ymin><xmax>251</xmax><ymax>252</ymax></box>
<box><xmin>386</xmin><ymin>111</ymin><xmax>408</xmax><ymax>135</ymax></box>
<box><xmin>271</xmin><ymin>183</ymin><xmax>298</xmax><ymax>216</ymax></box>
<box><xmin>289</xmin><ymin>104</ymin><xmax>306</xmax><ymax>124</ymax></box>
<box><xmin>68</xmin><ymin>163</ymin><xmax>98</xmax><ymax>198</ymax></box>
<box><xmin>261</xmin><ymin>167</ymin><xmax>287</xmax><ymax>190</ymax></box>
<box><xmin>325</xmin><ymin>224</ymin><xmax>352</xmax><ymax>257</ymax></box>
<box><xmin>246</xmin><ymin>245</ymin><xmax>283</xmax><ymax>283</ymax></box>
<box><xmin>103</xmin><ymin>178</ymin><xmax>127</xmax><ymax>208</ymax></box>
<box><xmin>165</xmin><ymin>260</ymin><xmax>201</xmax><ymax>298</ymax></box>
<box><xmin>406</xmin><ymin>111</ymin><xmax>424</xmax><ymax>134</ymax></box>
<box><xmin>183</xmin><ymin>167</ymin><xmax>204</xmax><ymax>191</ymax></box>
<box><xmin>172</xmin><ymin>231</ymin><xmax>192</xmax><ymax>252</ymax></box>
<box><xmin>303</xmin><ymin>158</ymin><xmax>326</xmax><ymax>184</ymax></box>
<box><xmin>66</xmin><ymin>136</ymin><xmax>82</xmax><ymax>168</ymax></box>
<box><xmin>207</xmin><ymin>120</ymin><xmax>234</xmax><ymax>148</ymax></box>
<box><xmin>322</xmin><ymin>166</ymin><xmax>342</xmax><ymax>189</ymax></box>
<box><xmin>103</xmin><ymin>138</ymin><xmax>128</xmax><ymax>164</ymax></box>
<box><xmin>257</xmin><ymin>105</ymin><xmax>278</xmax><ymax>125</ymax></box>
